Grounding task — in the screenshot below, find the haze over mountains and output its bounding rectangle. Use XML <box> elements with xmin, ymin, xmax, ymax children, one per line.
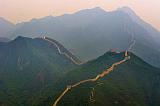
<box><xmin>0</xmin><ymin>36</ymin><xmax>160</xmax><ymax>106</ymax></box>
<box><xmin>0</xmin><ymin>7</ymin><xmax>160</xmax><ymax>68</ymax></box>
<box><xmin>1</xmin><ymin>5</ymin><xmax>160</xmax><ymax>106</ymax></box>
<box><xmin>0</xmin><ymin>17</ymin><xmax>15</xmax><ymax>37</ymax></box>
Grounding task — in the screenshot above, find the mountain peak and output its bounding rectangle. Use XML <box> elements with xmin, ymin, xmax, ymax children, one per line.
<box><xmin>92</xmin><ymin>7</ymin><xmax>104</xmax><ymax>10</ymax></box>
<box><xmin>15</xmin><ymin>36</ymin><xmax>30</xmax><ymax>40</ymax></box>
<box><xmin>12</xmin><ymin>36</ymin><xmax>32</xmax><ymax>43</ymax></box>
<box><xmin>74</xmin><ymin>7</ymin><xmax>106</xmax><ymax>15</ymax></box>
<box><xmin>88</xmin><ymin>7</ymin><xmax>106</xmax><ymax>12</ymax></box>
<box><xmin>118</xmin><ymin>6</ymin><xmax>134</xmax><ymax>11</ymax></box>
<box><xmin>117</xmin><ymin>6</ymin><xmax>136</xmax><ymax>15</ymax></box>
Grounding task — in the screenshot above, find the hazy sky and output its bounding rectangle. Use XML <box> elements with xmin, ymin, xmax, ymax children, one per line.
<box><xmin>0</xmin><ymin>0</ymin><xmax>160</xmax><ymax>30</ymax></box>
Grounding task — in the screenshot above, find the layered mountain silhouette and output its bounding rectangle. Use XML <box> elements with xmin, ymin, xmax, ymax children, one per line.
<box><xmin>0</xmin><ymin>17</ymin><xmax>15</xmax><ymax>37</ymax></box>
<box><xmin>0</xmin><ymin>6</ymin><xmax>160</xmax><ymax>106</ymax></box>
<box><xmin>0</xmin><ymin>36</ymin><xmax>160</xmax><ymax>106</ymax></box>
<box><xmin>0</xmin><ymin>7</ymin><xmax>159</xmax><ymax>67</ymax></box>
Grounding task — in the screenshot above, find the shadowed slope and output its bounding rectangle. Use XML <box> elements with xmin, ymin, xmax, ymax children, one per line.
<box><xmin>0</xmin><ymin>36</ymin><xmax>77</xmax><ymax>106</ymax></box>
<box><xmin>50</xmin><ymin>52</ymin><xmax>160</xmax><ymax>106</ymax></box>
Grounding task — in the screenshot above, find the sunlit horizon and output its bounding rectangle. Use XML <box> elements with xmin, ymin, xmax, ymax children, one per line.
<box><xmin>0</xmin><ymin>0</ymin><xmax>160</xmax><ymax>30</ymax></box>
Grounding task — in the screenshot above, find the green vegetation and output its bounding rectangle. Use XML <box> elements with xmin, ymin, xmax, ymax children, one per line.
<box><xmin>51</xmin><ymin>52</ymin><xmax>160</xmax><ymax>106</ymax></box>
<box><xmin>0</xmin><ymin>37</ymin><xmax>160</xmax><ymax>106</ymax></box>
<box><xmin>0</xmin><ymin>36</ymin><xmax>76</xmax><ymax>106</ymax></box>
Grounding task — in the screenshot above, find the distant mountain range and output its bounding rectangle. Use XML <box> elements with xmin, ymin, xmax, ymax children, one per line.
<box><xmin>0</xmin><ymin>17</ymin><xmax>15</xmax><ymax>37</ymax></box>
<box><xmin>0</xmin><ymin>7</ymin><xmax>160</xmax><ymax>68</ymax></box>
<box><xmin>0</xmin><ymin>37</ymin><xmax>160</xmax><ymax>106</ymax></box>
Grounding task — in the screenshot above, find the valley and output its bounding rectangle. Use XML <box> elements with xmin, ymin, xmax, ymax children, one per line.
<box><xmin>0</xmin><ymin>36</ymin><xmax>160</xmax><ymax>106</ymax></box>
<box><xmin>53</xmin><ymin>38</ymin><xmax>134</xmax><ymax>106</ymax></box>
<box><xmin>0</xmin><ymin>6</ymin><xmax>160</xmax><ymax>106</ymax></box>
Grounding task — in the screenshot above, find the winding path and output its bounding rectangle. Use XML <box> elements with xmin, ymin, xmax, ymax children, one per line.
<box><xmin>53</xmin><ymin>50</ymin><xmax>130</xmax><ymax>106</ymax></box>
<box><xmin>52</xmin><ymin>33</ymin><xmax>136</xmax><ymax>106</ymax></box>
<box><xmin>43</xmin><ymin>36</ymin><xmax>82</xmax><ymax>65</ymax></box>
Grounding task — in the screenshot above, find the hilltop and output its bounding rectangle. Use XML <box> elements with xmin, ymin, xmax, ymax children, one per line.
<box><xmin>38</xmin><ymin>52</ymin><xmax>160</xmax><ymax>106</ymax></box>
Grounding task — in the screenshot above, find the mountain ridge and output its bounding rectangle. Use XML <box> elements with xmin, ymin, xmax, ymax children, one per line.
<box><xmin>51</xmin><ymin>51</ymin><xmax>160</xmax><ymax>106</ymax></box>
<box><xmin>0</xmin><ymin>7</ymin><xmax>160</xmax><ymax>68</ymax></box>
<box><xmin>0</xmin><ymin>36</ymin><xmax>78</xmax><ymax>106</ymax></box>
<box><xmin>0</xmin><ymin>36</ymin><xmax>160</xmax><ymax>106</ymax></box>
<box><xmin>0</xmin><ymin>17</ymin><xmax>15</xmax><ymax>37</ymax></box>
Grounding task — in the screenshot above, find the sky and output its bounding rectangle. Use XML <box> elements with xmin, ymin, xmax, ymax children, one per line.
<box><xmin>0</xmin><ymin>0</ymin><xmax>160</xmax><ymax>30</ymax></box>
